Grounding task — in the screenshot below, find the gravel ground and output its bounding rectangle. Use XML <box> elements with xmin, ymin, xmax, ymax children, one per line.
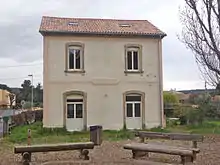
<box><xmin>1</xmin><ymin>135</ymin><xmax>220</xmax><ymax>165</ymax></box>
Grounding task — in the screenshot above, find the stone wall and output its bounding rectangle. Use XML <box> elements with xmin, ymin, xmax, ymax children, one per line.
<box><xmin>12</xmin><ymin>110</ymin><xmax>43</xmax><ymax>126</ymax></box>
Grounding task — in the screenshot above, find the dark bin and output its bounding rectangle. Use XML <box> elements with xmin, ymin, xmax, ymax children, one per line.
<box><xmin>90</xmin><ymin>125</ymin><xmax>102</xmax><ymax>146</ymax></box>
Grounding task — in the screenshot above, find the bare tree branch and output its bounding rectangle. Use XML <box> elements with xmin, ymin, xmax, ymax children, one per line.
<box><xmin>179</xmin><ymin>0</ymin><xmax>220</xmax><ymax>87</ymax></box>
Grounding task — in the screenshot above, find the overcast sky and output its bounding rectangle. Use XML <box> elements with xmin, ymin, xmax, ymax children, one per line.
<box><xmin>0</xmin><ymin>0</ymin><xmax>209</xmax><ymax>90</ymax></box>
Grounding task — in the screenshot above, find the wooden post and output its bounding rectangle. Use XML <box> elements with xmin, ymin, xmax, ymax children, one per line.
<box><xmin>26</xmin><ymin>129</ymin><xmax>32</xmax><ymax>162</ymax></box>
<box><xmin>139</xmin><ymin>137</ymin><xmax>145</xmax><ymax>143</ymax></box>
<box><xmin>192</xmin><ymin>141</ymin><xmax>197</xmax><ymax>148</ymax></box>
<box><xmin>192</xmin><ymin>141</ymin><xmax>197</xmax><ymax>161</ymax></box>
<box><xmin>27</xmin><ymin>129</ymin><xmax>31</xmax><ymax>145</ymax></box>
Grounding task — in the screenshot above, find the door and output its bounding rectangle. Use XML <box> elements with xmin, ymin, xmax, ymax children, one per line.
<box><xmin>66</xmin><ymin>98</ymin><xmax>84</xmax><ymax>131</ymax></box>
<box><xmin>125</xmin><ymin>95</ymin><xmax>142</xmax><ymax>129</ymax></box>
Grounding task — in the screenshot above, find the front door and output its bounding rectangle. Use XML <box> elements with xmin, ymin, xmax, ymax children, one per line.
<box><xmin>125</xmin><ymin>95</ymin><xmax>142</xmax><ymax>129</ymax></box>
<box><xmin>66</xmin><ymin>98</ymin><xmax>84</xmax><ymax>131</ymax></box>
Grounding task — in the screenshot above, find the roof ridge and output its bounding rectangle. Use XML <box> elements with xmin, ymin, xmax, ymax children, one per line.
<box><xmin>40</xmin><ymin>16</ymin><xmax>167</xmax><ymax>38</ymax></box>
<box><xmin>42</xmin><ymin>16</ymin><xmax>151</xmax><ymax>22</ymax></box>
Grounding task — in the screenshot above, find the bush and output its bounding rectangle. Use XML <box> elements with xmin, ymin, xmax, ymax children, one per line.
<box><xmin>173</xmin><ymin>105</ymin><xmax>203</xmax><ymax>125</ymax></box>
<box><xmin>186</xmin><ymin>109</ymin><xmax>204</xmax><ymax>125</ymax></box>
<box><xmin>166</xmin><ymin>118</ymin><xmax>180</xmax><ymax>127</ymax></box>
<box><xmin>172</xmin><ymin>93</ymin><xmax>220</xmax><ymax>126</ymax></box>
<box><xmin>23</xmin><ymin>101</ymin><xmax>31</xmax><ymax>109</ymax></box>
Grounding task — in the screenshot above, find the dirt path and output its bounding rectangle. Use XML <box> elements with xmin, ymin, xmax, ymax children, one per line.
<box><xmin>1</xmin><ymin>135</ymin><xmax>220</xmax><ymax>165</ymax></box>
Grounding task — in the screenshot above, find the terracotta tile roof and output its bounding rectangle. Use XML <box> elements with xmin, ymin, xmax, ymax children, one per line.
<box><xmin>39</xmin><ymin>16</ymin><xmax>166</xmax><ymax>38</ymax></box>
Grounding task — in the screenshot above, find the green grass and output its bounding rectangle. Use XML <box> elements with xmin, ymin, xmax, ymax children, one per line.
<box><xmin>5</xmin><ymin>122</ymin><xmax>135</xmax><ymax>144</ymax></box>
<box><xmin>4</xmin><ymin>120</ymin><xmax>220</xmax><ymax>145</ymax></box>
<box><xmin>185</xmin><ymin>121</ymin><xmax>220</xmax><ymax>134</ymax></box>
<box><xmin>148</xmin><ymin>120</ymin><xmax>220</xmax><ymax>134</ymax></box>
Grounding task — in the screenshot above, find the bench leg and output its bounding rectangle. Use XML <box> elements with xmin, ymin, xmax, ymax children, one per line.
<box><xmin>132</xmin><ymin>150</ymin><xmax>137</xmax><ymax>159</ymax></box>
<box><xmin>139</xmin><ymin>137</ymin><xmax>145</xmax><ymax>143</ymax></box>
<box><xmin>192</xmin><ymin>151</ymin><xmax>197</xmax><ymax>161</ymax></box>
<box><xmin>22</xmin><ymin>152</ymin><xmax>31</xmax><ymax>165</ymax></box>
<box><xmin>132</xmin><ymin>150</ymin><xmax>149</xmax><ymax>159</ymax></box>
<box><xmin>79</xmin><ymin>149</ymin><xmax>90</xmax><ymax>160</ymax></box>
<box><xmin>181</xmin><ymin>156</ymin><xmax>193</xmax><ymax>165</ymax></box>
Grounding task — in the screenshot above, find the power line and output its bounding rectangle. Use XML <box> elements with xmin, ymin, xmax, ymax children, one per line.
<box><xmin>0</xmin><ymin>74</ymin><xmax>42</xmax><ymax>80</ymax></box>
<box><xmin>0</xmin><ymin>62</ymin><xmax>43</xmax><ymax>68</ymax></box>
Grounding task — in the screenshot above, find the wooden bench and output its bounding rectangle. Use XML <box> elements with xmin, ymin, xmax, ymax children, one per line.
<box><xmin>124</xmin><ymin>131</ymin><xmax>204</xmax><ymax>164</ymax></box>
<box><xmin>14</xmin><ymin>142</ymin><xmax>94</xmax><ymax>165</ymax></box>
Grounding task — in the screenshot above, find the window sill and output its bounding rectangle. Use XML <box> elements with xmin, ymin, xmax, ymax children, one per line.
<box><xmin>64</xmin><ymin>70</ymin><xmax>85</xmax><ymax>73</ymax></box>
<box><xmin>124</xmin><ymin>70</ymin><xmax>144</xmax><ymax>74</ymax></box>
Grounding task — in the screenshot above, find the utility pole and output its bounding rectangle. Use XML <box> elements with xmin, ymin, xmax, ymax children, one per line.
<box><xmin>28</xmin><ymin>74</ymin><xmax>33</xmax><ymax>111</ymax></box>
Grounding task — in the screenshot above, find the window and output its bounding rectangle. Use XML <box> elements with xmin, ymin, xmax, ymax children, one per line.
<box><xmin>68</xmin><ymin>47</ymin><xmax>82</xmax><ymax>70</ymax></box>
<box><xmin>66</xmin><ymin>99</ymin><xmax>83</xmax><ymax>119</ymax></box>
<box><xmin>65</xmin><ymin>43</ymin><xmax>84</xmax><ymax>73</ymax></box>
<box><xmin>119</xmin><ymin>23</ymin><xmax>131</xmax><ymax>27</ymax></box>
<box><xmin>68</xmin><ymin>22</ymin><xmax>79</xmax><ymax>26</ymax></box>
<box><xmin>126</xmin><ymin>95</ymin><xmax>141</xmax><ymax>117</ymax></box>
<box><xmin>125</xmin><ymin>45</ymin><xmax>142</xmax><ymax>73</ymax></box>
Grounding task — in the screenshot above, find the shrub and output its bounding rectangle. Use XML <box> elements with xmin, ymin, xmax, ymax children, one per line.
<box><xmin>186</xmin><ymin>109</ymin><xmax>204</xmax><ymax>125</ymax></box>
<box><xmin>173</xmin><ymin>105</ymin><xmax>203</xmax><ymax>125</ymax></box>
<box><xmin>23</xmin><ymin>101</ymin><xmax>32</xmax><ymax>109</ymax></box>
<box><xmin>166</xmin><ymin>118</ymin><xmax>180</xmax><ymax>127</ymax></box>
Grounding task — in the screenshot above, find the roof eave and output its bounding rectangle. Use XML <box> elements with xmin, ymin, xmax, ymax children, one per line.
<box><xmin>39</xmin><ymin>30</ymin><xmax>166</xmax><ymax>39</ymax></box>
<box><xmin>160</xmin><ymin>33</ymin><xmax>167</xmax><ymax>39</ymax></box>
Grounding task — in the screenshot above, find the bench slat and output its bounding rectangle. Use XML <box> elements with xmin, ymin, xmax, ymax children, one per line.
<box><xmin>143</xmin><ymin>143</ymin><xmax>200</xmax><ymax>153</ymax></box>
<box><xmin>14</xmin><ymin>142</ymin><xmax>94</xmax><ymax>153</ymax></box>
<box><xmin>124</xmin><ymin>143</ymin><xmax>193</xmax><ymax>156</ymax></box>
<box><xmin>136</xmin><ymin>131</ymin><xmax>204</xmax><ymax>142</ymax></box>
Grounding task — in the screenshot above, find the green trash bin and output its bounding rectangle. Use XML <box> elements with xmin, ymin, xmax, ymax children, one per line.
<box><xmin>89</xmin><ymin>125</ymin><xmax>102</xmax><ymax>146</ymax></box>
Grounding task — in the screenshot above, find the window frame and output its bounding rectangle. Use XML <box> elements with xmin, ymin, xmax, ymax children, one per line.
<box><xmin>124</xmin><ymin>44</ymin><xmax>143</xmax><ymax>74</ymax></box>
<box><xmin>66</xmin><ymin>99</ymin><xmax>83</xmax><ymax>119</ymax></box>
<box><xmin>125</xmin><ymin>95</ymin><xmax>142</xmax><ymax>118</ymax></box>
<box><xmin>65</xmin><ymin>42</ymin><xmax>85</xmax><ymax>73</ymax></box>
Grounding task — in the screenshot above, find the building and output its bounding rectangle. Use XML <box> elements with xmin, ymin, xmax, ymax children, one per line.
<box><xmin>0</xmin><ymin>89</ymin><xmax>16</xmax><ymax>109</ymax></box>
<box><xmin>39</xmin><ymin>16</ymin><xmax>166</xmax><ymax>131</ymax></box>
<box><xmin>172</xmin><ymin>91</ymin><xmax>190</xmax><ymax>104</ymax></box>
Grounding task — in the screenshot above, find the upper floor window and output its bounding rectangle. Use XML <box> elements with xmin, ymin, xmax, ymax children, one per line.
<box><xmin>125</xmin><ymin>44</ymin><xmax>143</xmax><ymax>73</ymax></box>
<box><xmin>65</xmin><ymin>43</ymin><xmax>85</xmax><ymax>73</ymax></box>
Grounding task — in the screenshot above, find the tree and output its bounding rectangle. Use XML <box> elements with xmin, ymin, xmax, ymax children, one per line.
<box><xmin>163</xmin><ymin>92</ymin><xmax>179</xmax><ymax>104</ymax></box>
<box><xmin>0</xmin><ymin>84</ymin><xmax>11</xmax><ymax>92</ymax></box>
<box><xmin>20</xmin><ymin>79</ymin><xmax>32</xmax><ymax>102</ymax></box>
<box><xmin>163</xmin><ymin>92</ymin><xmax>179</xmax><ymax>117</ymax></box>
<box><xmin>34</xmin><ymin>82</ymin><xmax>43</xmax><ymax>106</ymax></box>
<box><xmin>179</xmin><ymin>0</ymin><xmax>220</xmax><ymax>87</ymax></box>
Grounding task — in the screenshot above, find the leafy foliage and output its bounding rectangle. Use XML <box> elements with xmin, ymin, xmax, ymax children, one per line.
<box><xmin>173</xmin><ymin>92</ymin><xmax>220</xmax><ymax>125</ymax></box>
<box><xmin>0</xmin><ymin>84</ymin><xmax>11</xmax><ymax>92</ymax></box>
<box><xmin>163</xmin><ymin>92</ymin><xmax>179</xmax><ymax>117</ymax></box>
<box><xmin>163</xmin><ymin>92</ymin><xmax>179</xmax><ymax>104</ymax></box>
<box><xmin>22</xmin><ymin>101</ymin><xmax>32</xmax><ymax>109</ymax></box>
<box><xmin>166</xmin><ymin>118</ymin><xmax>180</xmax><ymax>127</ymax></box>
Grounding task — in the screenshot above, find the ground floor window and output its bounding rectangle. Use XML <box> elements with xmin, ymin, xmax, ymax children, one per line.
<box><xmin>66</xmin><ymin>98</ymin><xmax>83</xmax><ymax>119</ymax></box>
<box><xmin>126</xmin><ymin>95</ymin><xmax>141</xmax><ymax>117</ymax></box>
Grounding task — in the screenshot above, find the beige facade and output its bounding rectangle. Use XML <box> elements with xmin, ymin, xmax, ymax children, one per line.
<box><xmin>42</xmin><ymin>35</ymin><xmax>164</xmax><ymax>131</ymax></box>
<box><xmin>0</xmin><ymin>89</ymin><xmax>16</xmax><ymax>108</ymax></box>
